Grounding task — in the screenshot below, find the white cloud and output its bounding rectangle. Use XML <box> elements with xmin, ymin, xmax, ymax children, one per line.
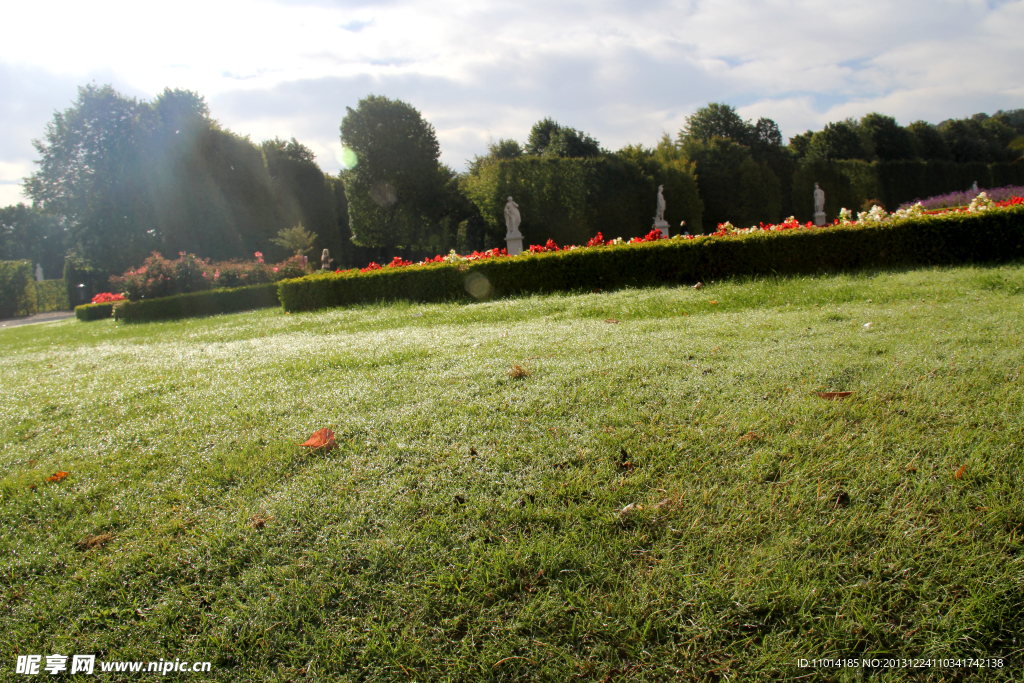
<box><xmin>1</xmin><ymin>0</ymin><xmax>1021</xmax><ymax>202</ymax></box>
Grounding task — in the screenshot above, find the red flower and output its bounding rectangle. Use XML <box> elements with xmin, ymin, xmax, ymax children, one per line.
<box><xmin>91</xmin><ymin>292</ymin><xmax>125</xmax><ymax>304</ymax></box>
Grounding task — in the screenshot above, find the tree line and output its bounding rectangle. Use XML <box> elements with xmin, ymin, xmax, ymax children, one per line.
<box><xmin>2</xmin><ymin>85</ymin><xmax>1022</xmax><ymax>284</ymax></box>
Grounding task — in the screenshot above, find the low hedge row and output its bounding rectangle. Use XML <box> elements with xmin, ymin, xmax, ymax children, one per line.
<box><xmin>277</xmin><ymin>206</ymin><xmax>1024</xmax><ymax>313</ymax></box>
<box><xmin>0</xmin><ymin>260</ymin><xmax>36</xmax><ymax>318</ymax></box>
<box><xmin>75</xmin><ymin>302</ymin><xmax>116</xmax><ymax>321</ymax></box>
<box><xmin>113</xmin><ymin>283</ymin><xmax>279</xmax><ymax>323</ymax></box>
<box><xmin>34</xmin><ymin>279</ymin><xmax>68</xmax><ymax>313</ymax></box>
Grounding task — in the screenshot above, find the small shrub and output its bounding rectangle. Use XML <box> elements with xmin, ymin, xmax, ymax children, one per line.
<box><xmin>75</xmin><ymin>302</ymin><xmax>115</xmax><ymax>322</ymax></box>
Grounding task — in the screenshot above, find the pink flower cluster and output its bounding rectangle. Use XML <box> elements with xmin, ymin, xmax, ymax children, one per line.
<box><xmin>111</xmin><ymin>252</ymin><xmax>309</xmax><ymax>301</ymax></box>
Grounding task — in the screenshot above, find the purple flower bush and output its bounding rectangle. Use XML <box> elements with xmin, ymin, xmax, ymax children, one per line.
<box><xmin>899</xmin><ymin>185</ymin><xmax>1024</xmax><ymax>211</ymax></box>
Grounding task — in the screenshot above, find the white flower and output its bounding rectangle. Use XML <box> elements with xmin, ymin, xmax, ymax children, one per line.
<box><xmin>443</xmin><ymin>249</ymin><xmax>465</xmax><ymax>263</ymax></box>
<box><xmin>838</xmin><ymin>207</ymin><xmax>853</xmax><ymax>225</ymax></box>
<box><xmin>857</xmin><ymin>205</ymin><xmax>889</xmax><ymax>224</ymax></box>
<box><xmin>892</xmin><ymin>202</ymin><xmax>927</xmax><ymax>220</ymax></box>
<box><xmin>968</xmin><ymin>192</ymin><xmax>994</xmax><ymax>213</ymax></box>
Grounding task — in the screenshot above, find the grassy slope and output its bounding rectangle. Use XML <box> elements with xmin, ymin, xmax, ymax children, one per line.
<box><xmin>1</xmin><ymin>264</ymin><xmax>1022</xmax><ymax>682</ymax></box>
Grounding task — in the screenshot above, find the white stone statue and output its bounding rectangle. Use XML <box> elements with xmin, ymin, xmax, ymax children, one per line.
<box><xmin>813</xmin><ymin>183</ymin><xmax>825</xmax><ymax>214</ymax></box>
<box><xmin>321</xmin><ymin>248</ymin><xmax>331</xmax><ymax>270</ymax></box>
<box><xmin>655</xmin><ymin>185</ymin><xmax>666</xmax><ymax>222</ymax></box>
<box><xmin>504</xmin><ymin>197</ymin><xmax>522</xmax><ymax>236</ymax></box>
<box><xmin>35</xmin><ymin>264</ymin><xmax>44</xmax><ymax>282</ymax></box>
<box><xmin>972</xmin><ymin>180</ymin><xmax>979</xmax><ymax>193</ymax></box>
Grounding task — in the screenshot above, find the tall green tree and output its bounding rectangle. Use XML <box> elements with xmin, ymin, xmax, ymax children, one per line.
<box><xmin>859</xmin><ymin>113</ymin><xmax>916</xmax><ymax>161</ymax></box>
<box><xmin>907</xmin><ymin>121</ymin><xmax>951</xmax><ymax>161</ymax></box>
<box><xmin>676</xmin><ymin>104</ymin><xmax>787</xmax><ymax>226</ymax></box>
<box><xmin>525</xmin><ymin>118</ymin><xmax>602</xmax><ymax>158</ymax></box>
<box><xmin>23</xmin><ymin>84</ymin><xmax>155</xmax><ymax>275</ymax></box>
<box><xmin>0</xmin><ymin>204</ymin><xmax>65</xmax><ymax>278</ymax></box>
<box><xmin>468</xmin><ymin>138</ymin><xmax>523</xmax><ymax>175</ymax></box>
<box><xmin>262</xmin><ymin>137</ymin><xmax>339</xmax><ymax>261</ymax></box>
<box><xmin>143</xmin><ymin>89</ymin><xmax>287</xmax><ymax>261</ymax></box>
<box><xmin>678</xmin><ymin>103</ymin><xmax>753</xmax><ymax>145</ymax></box>
<box><xmin>339</xmin><ymin>95</ymin><xmax>446</xmax><ymax>249</ymax></box>
<box><xmin>806</xmin><ymin>121</ymin><xmax>870</xmax><ymax>161</ymax></box>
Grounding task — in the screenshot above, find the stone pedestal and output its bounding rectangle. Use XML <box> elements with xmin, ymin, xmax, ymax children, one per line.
<box><xmin>814</xmin><ymin>211</ymin><xmax>826</xmax><ymax>227</ymax></box>
<box><xmin>653</xmin><ymin>219</ymin><xmax>670</xmax><ymax>238</ymax></box>
<box><xmin>505</xmin><ymin>234</ymin><xmax>523</xmax><ymax>256</ymax></box>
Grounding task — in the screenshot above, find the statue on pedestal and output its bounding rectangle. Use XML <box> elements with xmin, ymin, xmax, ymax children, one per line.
<box><xmin>652</xmin><ymin>185</ymin><xmax>670</xmax><ymax>237</ymax></box>
<box><xmin>813</xmin><ymin>182</ymin><xmax>826</xmax><ymax>226</ymax></box>
<box><xmin>504</xmin><ymin>197</ymin><xmax>524</xmax><ymax>256</ymax></box>
<box><xmin>504</xmin><ymin>197</ymin><xmax>522</xmax><ymax>236</ymax></box>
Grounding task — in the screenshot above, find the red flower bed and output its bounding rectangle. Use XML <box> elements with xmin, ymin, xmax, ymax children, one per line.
<box><xmin>91</xmin><ymin>292</ymin><xmax>125</xmax><ymax>304</ymax></box>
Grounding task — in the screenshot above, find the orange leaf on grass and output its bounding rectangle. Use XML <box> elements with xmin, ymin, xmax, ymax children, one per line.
<box><xmin>815</xmin><ymin>391</ymin><xmax>854</xmax><ymax>400</ymax></box>
<box><xmin>298</xmin><ymin>428</ymin><xmax>336</xmax><ymax>452</ymax></box>
<box><xmin>46</xmin><ymin>471</ymin><xmax>70</xmax><ymax>483</ymax></box>
<box><xmin>954</xmin><ymin>464</ymin><xmax>966</xmax><ymax>479</ymax></box>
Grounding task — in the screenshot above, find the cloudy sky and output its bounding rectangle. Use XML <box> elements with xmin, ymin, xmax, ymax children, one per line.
<box><xmin>2</xmin><ymin>0</ymin><xmax>1022</xmax><ymax>207</ymax></box>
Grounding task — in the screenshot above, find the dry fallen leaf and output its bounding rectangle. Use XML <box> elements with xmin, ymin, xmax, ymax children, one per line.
<box><xmin>709</xmin><ymin>300</ymin><xmax>719</xmax><ymax>305</ymax></box>
<box><xmin>298</xmin><ymin>428</ymin><xmax>336</xmax><ymax>452</ymax></box>
<box><xmin>954</xmin><ymin>464</ymin><xmax>966</xmax><ymax>479</ymax></box>
<box><xmin>617</xmin><ymin>502</ymin><xmax>642</xmax><ymax>517</ymax></box>
<box><xmin>693</xmin><ymin>282</ymin><xmax>703</xmax><ymax>290</ymax></box>
<box><xmin>738</xmin><ymin>431</ymin><xmax>762</xmax><ymax>444</ymax></box>
<box><xmin>46</xmin><ymin>471</ymin><xmax>70</xmax><ymax>483</ymax></box>
<box><xmin>508</xmin><ymin>363</ymin><xmax>531</xmax><ymax>379</ymax></box>
<box><xmin>815</xmin><ymin>391</ymin><xmax>854</xmax><ymax>400</ymax></box>
<box><xmin>75</xmin><ymin>533</ymin><xmax>112</xmax><ymax>551</ymax></box>
<box><xmin>604</xmin><ymin>318</ymin><xmax>619</xmax><ymax>324</ymax></box>
<box><xmin>249</xmin><ymin>514</ymin><xmax>273</xmax><ymax>529</ymax></box>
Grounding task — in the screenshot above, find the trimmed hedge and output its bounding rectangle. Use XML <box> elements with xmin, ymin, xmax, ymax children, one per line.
<box><xmin>76</xmin><ymin>302</ymin><xmax>116</xmax><ymax>322</ymax></box>
<box><xmin>278</xmin><ymin>205</ymin><xmax>1024</xmax><ymax>313</ymax></box>
<box><xmin>34</xmin><ymin>279</ymin><xmax>68</xmax><ymax>313</ymax></box>
<box><xmin>113</xmin><ymin>283</ymin><xmax>279</xmax><ymax>323</ymax></box>
<box><xmin>0</xmin><ymin>260</ymin><xmax>37</xmax><ymax>318</ymax></box>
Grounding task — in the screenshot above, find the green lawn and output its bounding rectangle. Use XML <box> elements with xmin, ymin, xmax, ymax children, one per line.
<box><xmin>1</xmin><ymin>264</ymin><xmax>1022</xmax><ymax>681</ymax></box>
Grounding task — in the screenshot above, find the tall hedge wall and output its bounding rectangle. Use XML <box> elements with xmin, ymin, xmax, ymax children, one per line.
<box><xmin>34</xmin><ymin>279</ymin><xmax>68</xmax><ymax>313</ymax></box>
<box><xmin>277</xmin><ymin>205</ymin><xmax>1024</xmax><ymax>313</ymax></box>
<box><xmin>462</xmin><ymin>156</ymin><xmax>703</xmax><ymax>248</ymax></box>
<box><xmin>0</xmin><ymin>260</ymin><xmax>37</xmax><ymax>318</ymax></box>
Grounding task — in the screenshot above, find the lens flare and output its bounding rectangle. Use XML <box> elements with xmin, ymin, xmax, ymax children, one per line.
<box><xmin>337</xmin><ymin>146</ymin><xmax>358</xmax><ymax>169</ymax></box>
<box><xmin>464</xmin><ymin>272</ymin><xmax>492</xmax><ymax>300</ymax></box>
<box><xmin>369</xmin><ymin>181</ymin><xmax>397</xmax><ymax>207</ymax></box>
